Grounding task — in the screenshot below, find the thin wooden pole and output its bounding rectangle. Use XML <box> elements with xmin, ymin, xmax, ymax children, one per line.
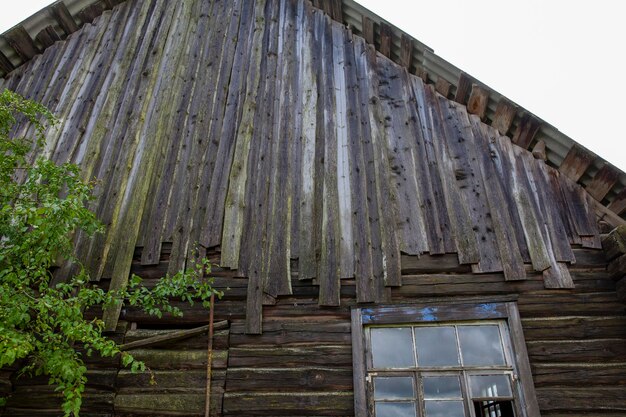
<box><xmin>204</xmin><ymin>293</ymin><xmax>215</xmax><ymax>417</ymax></box>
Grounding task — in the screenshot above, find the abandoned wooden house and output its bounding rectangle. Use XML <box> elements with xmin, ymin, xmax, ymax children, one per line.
<box><xmin>2</xmin><ymin>0</ymin><xmax>626</xmax><ymax>416</ymax></box>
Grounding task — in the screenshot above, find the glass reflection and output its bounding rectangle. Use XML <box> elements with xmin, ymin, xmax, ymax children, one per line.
<box><xmin>423</xmin><ymin>376</ymin><xmax>462</xmax><ymax>399</ymax></box>
<box><xmin>458</xmin><ymin>326</ymin><xmax>505</xmax><ymax>366</ymax></box>
<box><xmin>424</xmin><ymin>400</ymin><xmax>465</xmax><ymax>417</ymax></box>
<box><xmin>375</xmin><ymin>402</ymin><xmax>417</xmax><ymax>417</ymax></box>
<box><xmin>469</xmin><ymin>374</ymin><xmax>512</xmax><ymax>398</ymax></box>
<box><xmin>371</xmin><ymin>327</ymin><xmax>415</xmax><ymax>368</ymax></box>
<box><xmin>374</xmin><ymin>377</ymin><xmax>415</xmax><ymax>400</ymax></box>
<box><xmin>414</xmin><ymin>327</ymin><xmax>459</xmax><ymax>366</ymax></box>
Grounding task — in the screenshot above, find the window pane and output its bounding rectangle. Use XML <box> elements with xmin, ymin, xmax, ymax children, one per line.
<box><xmin>423</xmin><ymin>376</ymin><xmax>462</xmax><ymax>399</ymax></box>
<box><xmin>424</xmin><ymin>400</ymin><xmax>465</xmax><ymax>417</ymax></box>
<box><xmin>374</xmin><ymin>377</ymin><xmax>415</xmax><ymax>400</ymax></box>
<box><xmin>371</xmin><ymin>328</ymin><xmax>415</xmax><ymax>368</ymax></box>
<box><xmin>375</xmin><ymin>402</ymin><xmax>417</xmax><ymax>417</ymax></box>
<box><xmin>458</xmin><ymin>325</ymin><xmax>505</xmax><ymax>366</ymax></box>
<box><xmin>414</xmin><ymin>327</ymin><xmax>459</xmax><ymax>366</ymax></box>
<box><xmin>469</xmin><ymin>375</ymin><xmax>512</xmax><ymax>398</ymax></box>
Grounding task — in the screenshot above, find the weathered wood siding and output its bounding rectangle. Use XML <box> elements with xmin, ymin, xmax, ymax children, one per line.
<box><xmin>2</xmin><ymin>0</ymin><xmax>625</xmax><ymax>416</ymax></box>
<box><xmin>1</xmin><ymin>0</ymin><xmax>604</xmax><ymax>332</ymax></box>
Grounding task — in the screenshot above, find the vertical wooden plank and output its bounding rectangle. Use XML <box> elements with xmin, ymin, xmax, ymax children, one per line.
<box><xmin>49</xmin><ymin>20</ymin><xmax>110</xmax><ymax>166</ymax></box>
<box><xmin>411</xmin><ymin>77</ymin><xmax>455</xmax><ymax>254</ymax></box>
<box><xmin>241</xmin><ymin>0</ymin><xmax>273</xmax><ymax>332</ymax></box>
<box><xmin>25</xmin><ymin>14</ymin><xmax>85</xmax><ymax>128</ymax></box>
<box><xmin>239</xmin><ymin>0</ymin><xmax>276</xmax><ymax>280</ymax></box>
<box><xmin>521</xmin><ymin>151</ymin><xmax>576</xmax><ymax>264</ymax></box>
<box><xmin>351</xmin><ymin>309</ymin><xmax>367</xmax><ymax>417</ymax></box>
<box><xmin>298</xmin><ymin>0</ymin><xmax>319</xmax><ymax>280</ymax></box>
<box><xmin>198</xmin><ymin>0</ymin><xmax>254</xmax><ymax>251</ymax></box>
<box><xmin>102</xmin><ymin>0</ymin><xmax>184</xmax><ymax>329</ymax></box>
<box><xmin>51</xmin><ymin>7</ymin><xmax>132</xmax><ymax>281</ymax></box>
<box><xmin>263</xmin><ymin>0</ymin><xmax>295</xmax><ymax>297</ymax></box>
<box><xmin>469</xmin><ymin>116</ymin><xmax>526</xmax><ymax>280</ymax></box>
<box><xmin>54</xmin><ymin>11</ymin><xmax>120</xmax><ymax>168</ymax></box>
<box><xmin>65</xmin><ymin>2</ymin><xmax>143</xmax><ymax>278</ymax></box>
<box><xmin>289</xmin><ymin>0</ymin><xmax>305</xmax><ymax>261</ymax></box>
<box><xmin>27</xmin><ymin>33</ymin><xmax>70</xmax><ymax>104</ymax></box>
<box><xmin>491</xmin><ymin>98</ymin><xmax>517</xmax><ymax>136</ymax></box>
<box><xmin>310</xmin><ymin>8</ymin><xmax>328</xmax><ymax>285</ymax></box>
<box><xmin>220</xmin><ymin>0</ymin><xmax>265</xmax><ymax>270</ymax></box>
<box><xmin>138</xmin><ymin>0</ymin><xmax>214</xmax><ymax>265</ymax></box>
<box><xmin>496</xmin><ymin>135</ymin><xmax>551</xmax><ymax>272</ymax></box>
<box><xmin>580</xmin><ymin>198</ymin><xmax>602</xmax><ymax>249</ymax></box>
<box><xmin>586</xmin><ymin>164</ymin><xmax>620</xmax><ymax>202</ymax></box>
<box><xmin>344</xmin><ymin>30</ymin><xmax>374</xmax><ymax>302</ymax></box>
<box><xmin>6</xmin><ymin>55</ymin><xmax>42</xmax><ymax>113</ymax></box>
<box><xmin>362</xmin><ymin>41</ymin><xmax>401</xmax><ymax>288</ymax></box>
<box><xmin>379</xmin><ymin>22</ymin><xmax>392</xmax><ymax>58</ymax></box>
<box><xmin>171</xmin><ymin>0</ymin><xmax>235</xmax><ymax>258</ymax></box>
<box><xmin>177</xmin><ymin>0</ymin><xmax>240</xmax><ymax>261</ymax></box>
<box><xmin>405</xmin><ymin>74</ymin><xmax>446</xmax><ymax>255</ymax></box>
<box><xmin>454</xmin><ymin>72</ymin><xmax>472</xmax><ymax>104</ymax></box>
<box><xmin>56</xmin><ymin>8</ymin><xmax>128</xmax><ymax>272</ymax></box>
<box><xmin>91</xmin><ymin>0</ymin><xmax>172</xmax><ymax>272</ymax></box>
<box><xmin>191</xmin><ymin>0</ymin><xmax>253</xmax><ymax>258</ymax></box>
<box><xmin>318</xmin><ymin>12</ymin><xmax>341</xmax><ymax>305</ymax></box>
<box><xmin>377</xmin><ymin>56</ymin><xmax>429</xmax><ymax>256</ymax></box>
<box><xmin>505</xmin><ymin>303</ymin><xmax>542</xmax><ymax>417</ymax></box>
<box><xmin>353</xmin><ymin>36</ymin><xmax>387</xmax><ymax>300</ymax></box>
<box><xmin>1</xmin><ymin>63</ymin><xmax>26</xmax><ymax>94</ymax></box>
<box><xmin>511</xmin><ymin>112</ymin><xmax>540</xmax><ymax>150</ymax></box>
<box><xmin>560</xmin><ymin>177</ymin><xmax>600</xmax><ymax>239</ymax></box>
<box><xmin>545</xmin><ymin>168</ymin><xmax>582</xmax><ymax>246</ymax></box>
<box><xmin>332</xmin><ymin>23</ymin><xmax>355</xmax><ymax>279</ymax></box>
<box><xmin>479</xmin><ymin>133</ymin><xmax>530</xmax><ymax>264</ymax></box>
<box><xmin>440</xmin><ymin>100</ymin><xmax>502</xmax><ymax>273</ymax></box>
<box><xmin>218</xmin><ymin>0</ymin><xmax>263</xmax><ymax>263</ymax></box>
<box><xmin>361</xmin><ymin>15</ymin><xmax>374</xmax><ymax>45</ymax></box>
<box><xmin>466</xmin><ymin>84</ymin><xmax>489</xmax><ymax>120</ymax></box>
<box><xmin>509</xmin><ymin>144</ymin><xmax>572</xmax><ymax>287</ymax></box>
<box><xmin>425</xmin><ymin>85</ymin><xmax>479</xmax><ymax>265</ymax></box>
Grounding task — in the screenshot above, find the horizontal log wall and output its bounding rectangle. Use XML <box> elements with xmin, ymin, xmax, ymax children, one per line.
<box><xmin>3</xmin><ymin>245</ymin><xmax>626</xmax><ymax>416</ymax></box>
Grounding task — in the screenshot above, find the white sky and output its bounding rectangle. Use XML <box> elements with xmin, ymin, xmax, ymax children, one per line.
<box><xmin>1</xmin><ymin>0</ymin><xmax>625</xmax><ymax>171</ymax></box>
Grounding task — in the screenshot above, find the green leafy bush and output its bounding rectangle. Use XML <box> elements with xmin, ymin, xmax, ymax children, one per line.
<box><xmin>0</xmin><ymin>90</ymin><xmax>221</xmax><ymax>416</ymax></box>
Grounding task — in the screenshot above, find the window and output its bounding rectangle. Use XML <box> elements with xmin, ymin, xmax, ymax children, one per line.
<box><xmin>351</xmin><ymin>301</ymin><xmax>539</xmax><ymax>417</ymax></box>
